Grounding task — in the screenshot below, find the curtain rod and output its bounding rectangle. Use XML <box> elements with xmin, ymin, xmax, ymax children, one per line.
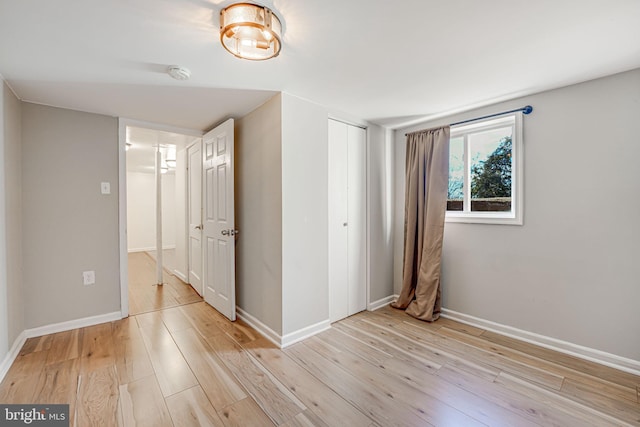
<box><xmin>405</xmin><ymin>105</ymin><xmax>533</xmax><ymax>136</ymax></box>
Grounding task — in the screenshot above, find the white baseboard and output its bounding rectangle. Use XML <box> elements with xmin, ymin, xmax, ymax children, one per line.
<box><xmin>236</xmin><ymin>307</ymin><xmax>330</xmax><ymax>349</ymax></box>
<box><xmin>0</xmin><ymin>310</ymin><xmax>123</xmax><ymax>383</ymax></box>
<box><xmin>128</xmin><ymin>245</ymin><xmax>176</xmax><ymax>253</ymax></box>
<box><xmin>236</xmin><ymin>307</ymin><xmax>282</xmax><ymax>348</ymax></box>
<box><xmin>24</xmin><ymin>311</ymin><xmax>123</xmax><ymax>340</ymax></box>
<box><xmin>0</xmin><ymin>331</ymin><xmax>27</xmax><ymax>382</ymax></box>
<box><xmin>173</xmin><ymin>269</ymin><xmax>188</xmax><ymax>282</ymax></box>
<box><xmin>368</xmin><ymin>295</ymin><xmax>397</xmax><ymax>311</ymax></box>
<box><xmin>281</xmin><ymin>319</ymin><xmax>331</xmax><ymax>348</ymax></box>
<box><xmin>441</xmin><ymin>308</ymin><xmax>640</xmax><ymax>376</ymax></box>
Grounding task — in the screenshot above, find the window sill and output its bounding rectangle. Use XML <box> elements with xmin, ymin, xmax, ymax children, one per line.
<box><xmin>445</xmin><ymin>212</ymin><xmax>523</xmax><ymax>226</ymax></box>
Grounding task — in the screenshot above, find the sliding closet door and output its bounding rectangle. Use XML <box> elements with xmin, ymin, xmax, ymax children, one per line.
<box><xmin>347</xmin><ymin>125</ymin><xmax>367</xmax><ymax>315</ymax></box>
<box><xmin>328</xmin><ymin>119</ymin><xmax>366</xmax><ymax>323</ymax></box>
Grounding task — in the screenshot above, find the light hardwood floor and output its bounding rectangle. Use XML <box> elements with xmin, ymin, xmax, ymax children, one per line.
<box><xmin>128</xmin><ymin>251</ymin><xmax>201</xmax><ymax>315</ymax></box>
<box><xmin>1</xmin><ymin>301</ymin><xmax>639</xmax><ymax>426</ymax></box>
<box><xmin>2</xmin><ymin>251</ymin><xmax>639</xmax><ymax>426</ymax></box>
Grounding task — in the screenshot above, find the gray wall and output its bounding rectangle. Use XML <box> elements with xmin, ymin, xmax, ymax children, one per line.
<box><xmin>281</xmin><ymin>93</ymin><xmax>329</xmax><ymax>335</ymax></box>
<box><xmin>235</xmin><ymin>94</ymin><xmax>283</xmax><ymax>335</ymax></box>
<box><xmin>0</xmin><ymin>81</ymin><xmax>24</xmax><ymax>362</ymax></box>
<box><xmin>394</xmin><ymin>68</ymin><xmax>640</xmax><ymax>361</ymax></box>
<box><xmin>22</xmin><ymin>103</ymin><xmax>120</xmax><ymax>328</ymax></box>
<box><xmin>367</xmin><ymin>125</ymin><xmax>395</xmax><ymax>303</ymax></box>
<box><xmin>3</xmin><ymin>83</ymin><xmax>23</xmax><ymax>345</ymax></box>
<box><xmin>0</xmin><ymin>82</ymin><xmax>9</xmax><ymax>358</ymax></box>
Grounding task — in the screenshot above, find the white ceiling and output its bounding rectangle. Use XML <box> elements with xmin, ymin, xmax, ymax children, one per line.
<box><xmin>1</xmin><ymin>0</ymin><xmax>639</xmax><ymax>130</ymax></box>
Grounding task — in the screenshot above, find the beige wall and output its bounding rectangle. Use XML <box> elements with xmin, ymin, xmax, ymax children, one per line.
<box><xmin>3</xmin><ymin>83</ymin><xmax>23</xmax><ymax>345</ymax></box>
<box><xmin>394</xmin><ymin>68</ymin><xmax>640</xmax><ymax>361</ymax></box>
<box><xmin>0</xmin><ymin>81</ymin><xmax>24</xmax><ymax>363</ymax></box>
<box><xmin>235</xmin><ymin>94</ymin><xmax>283</xmax><ymax>335</ymax></box>
<box><xmin>126</xmin><ymin>171</ymin><xmax>177</xmax><ymax>252</ymax></box>
<box><xmin>367</xmin><ymin>124</ymin><xmax>395</xmax><ymax>303</ymax></box>
<box><xmin>22</xmin><ymin>103</ymin><xmax>120</xmax><ymax>328</ymax></box>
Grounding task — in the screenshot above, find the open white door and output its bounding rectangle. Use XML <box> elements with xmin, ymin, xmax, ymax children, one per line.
<box><xmin>202</xmin><ymin>119</ymin><xmax>236</xmax><ymax>321</ymax></box>
<box><xmin>187</xmin><ymin>141</ymin><xmax>203</xmax><ymax>295</ymax></box>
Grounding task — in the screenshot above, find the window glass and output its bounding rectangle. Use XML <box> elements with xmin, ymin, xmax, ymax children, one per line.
<box><xmin>445</xmin><ymin>113</ymin><xmax>523</xmax><ymax>225</ymax></box>
<box><xmin>447</xmin><ymin>136</ymin><xmax>464</xmax><ymax>211</ymax></box>
<box><xmin>469</xmin><ymin>127</ymin><xmax>512</xmax><ymax>212</ymax></box>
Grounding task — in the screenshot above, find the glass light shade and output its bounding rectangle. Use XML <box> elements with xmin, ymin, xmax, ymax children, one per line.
<box><xmin>220</xmin><ymin>3</ymin><xmax>282</xmax><ymax>60</ymax></box>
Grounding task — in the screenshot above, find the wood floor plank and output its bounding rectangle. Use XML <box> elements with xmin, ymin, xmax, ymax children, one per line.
<box><xmin>170</xmin><ymin>327</ymin><xmax>247</xmax><ymax>409</ymax></box>
<box><xmin>318</xmin><ymin>327</ymin><xmax>393</xmax><ymax>366</ymax></box>
<box><xmin>45</xmin><ymin>328</ymin><xmax>83</xmax><ymax>366</ymax></box>
<box><xmin>76</xmin><ymin>365</ymin><xmax>120</xmax><ymax>427</ymax></box>
<box><xmin>114</xmin><ymin>333</ymin><xmax>155</xmax><ymax>385</ymax></box>
<box><xmin>165</xmin><ymin>386</ymin><xmax>226</xmax><ymax>427</ymax></box>
<box><xmin>304</xmin><ymin>335</ymin><xmax>486</xmax><ymax>427</ymax></box>
<box><xmin>19</xmin><ymin>334</ymin><xmax>53</xmax><ymax>356</ymax></box>
<box><xmin>139</xmin><ymin>323</ymin><xmax>198</xmax><ymax>397</ymax></box>
<box><xmin>334</xmin><ymin>320</ymin><xmax>446</xmax><ymax>373</ymax></box>
<box><xmin>243</xmin><ymin>337</ymin><xmax>373</xmax><ymax>427</ymax></box>
<box><xmin>32</xmin><ymin>358</ymin><xmax>80</xmax><ymax>427</ymax></box>
<box><xmin>364</xmin><ymin>315</ymin><xmax>565</xmax><ymax>391</ymax></box>
<box><xmin>218</xmin><ymin>397</ymin><xmax>276</xmax><ymax>427</ymax></box>
<box><xmin>280</xmin><ymin>410</ymin><xmax>330</xmax><ymax>427</ymax></box>
<box><xmin>160</xmin><ymin>305</ymin><xmax>195</xmax><ymax>332</ymax></box>
<box><xmin>481</xmin><ymin>329</ymin><xmax>640</xmax><ymax>389</ymax></box>
<box><xmin>341</xmin><ymin>316</ymin><xmax>509</xmax><ymax>383</ymax></box>
<box><xmin>286</xmin><ymin>342</ymin><xmax>435</xmax><ymax>427</ymax></box>
<box><xmin>0</xmin><ymin>351</ymin><xmax>48</xmax><ymax>403</ymax></box>
<box><xmin>198</xmin><ymin>330</ymin><xmax>306</xmax><ymax>424</ymax></box>
<box><xmin>495</xmin><ymin>371</ymin><xmax>636</xmax><ymax>426</ymax></box>
<box><xmin>182</xmin><ymin>301</ymin><xmax>257</xmax><ymax>345</ymax></box>
<box><xmin>119</xmin><ymin>375</ymin><xmax>173</xmax><ymax>427</ymax></box>
<box><xmin>80</xmin><ymin>322</ymin><xmax>116</xmax><ymax>374</ymax></box>
<box><xmin>128</xmin><ymin>252</ymin><xmax>201</xmax><ymax>315</ymax></box>
<box><xmin>178</xmin><ymin>302</ymin><xmax>227</xmax><ymax>338</ymax></box>
<box><xmin>436</xmin><ymin>363</ymin><xmax>589</xmax><ymax>427</ymax></box>
<box><xmin>560</xmin><ymin>378</ymin><xmax>640</xmax><ymax>425</ymax></box>
<box><xmin>326</xmin><ymin>324</ymin><xmax>538</xmax><ymax>427</ymax></box>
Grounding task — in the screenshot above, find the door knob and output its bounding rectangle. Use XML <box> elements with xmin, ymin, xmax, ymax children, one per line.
<box><xmin>195</xmin><ymin>224</ymin><xmax>203</xmax><ymax>230</ymax></box>
<box><xmin>221</xmin><ymin>229</ymin><xmax>230</xmax><ymax>236</ymax></box>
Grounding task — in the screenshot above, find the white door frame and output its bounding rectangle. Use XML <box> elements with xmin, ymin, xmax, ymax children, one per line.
<box><xmin>117</xmin><ymin>118</ymin><xmax>203</xmax><ymax>318</ymax></box>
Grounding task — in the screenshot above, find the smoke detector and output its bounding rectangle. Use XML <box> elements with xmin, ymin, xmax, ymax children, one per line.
<box><xmin>167</xmin><ymin>65</ymin><xmax>191</xmax><ymax>81</ymax></box>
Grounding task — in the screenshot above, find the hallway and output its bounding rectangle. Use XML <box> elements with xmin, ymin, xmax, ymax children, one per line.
<box><xmin>128</xmin><ymin>252</ymin><xmax>201</xmax><ymax>315</ymax></box>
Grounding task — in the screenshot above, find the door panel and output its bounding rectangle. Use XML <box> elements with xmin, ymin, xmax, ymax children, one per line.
<box><xmin>328</xmin><ymin>119</ymin><xmax>367</xmax><ymax>323</ymax></box>
<box><xmin>328</xmin><ymin>120</ymin><xmax>349</xmax><ymax>323</ymax></box>
<box><xmin>187</xmin><ymin>141</ymin><xmax>203</xmax><ymax>295</ymax></box>
<box><xmin>348</xmin><ymin>125</ymin><xmax>367</xmax><ymax>314</ymax></box>
<box><xmin>202</xmin><ymin>119</ymin><xmax>236</xmax><ymax>321</ymax></box>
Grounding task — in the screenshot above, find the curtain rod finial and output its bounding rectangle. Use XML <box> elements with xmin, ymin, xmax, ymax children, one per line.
<box><xmin>523</xmin><ymin>105</ymin><xmax>533</xmax><ymax>114</ymax></box>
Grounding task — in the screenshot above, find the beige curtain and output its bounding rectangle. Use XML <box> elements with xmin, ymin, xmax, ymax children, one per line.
<box><xmin>391</xmin><ymin>126</ymin><xmax>450</xmax><ymax>321</ymax></box>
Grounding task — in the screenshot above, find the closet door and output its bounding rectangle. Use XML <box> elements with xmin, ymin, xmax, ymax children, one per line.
<box><xmin>347</xmin><ymin>125</ymin><xmax>367</xmax><ymax>315</ymax></box>
<box><xmin>328</xmin><ymin>120</ymin><xmax>349</xmax><ymax>322</ymax></box>
<box><xmin>329</xmin><ymin>119</ymin><xmax>366</xmax><ymax>323</ymax></box>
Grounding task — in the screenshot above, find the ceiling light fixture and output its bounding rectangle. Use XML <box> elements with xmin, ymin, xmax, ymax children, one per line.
<box><xmin>220</xmin><ymin>3</ymin><xmax>282</xmax><ymax>60</ymax></box>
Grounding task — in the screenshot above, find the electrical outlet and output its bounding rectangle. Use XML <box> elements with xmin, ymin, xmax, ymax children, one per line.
<box><xmin>83</xmin><ymin>270</ymin><xmax>95</xmax><ymax>286</ymax></box>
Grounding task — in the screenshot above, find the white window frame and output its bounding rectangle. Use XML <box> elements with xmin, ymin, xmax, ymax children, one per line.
<box><xmin>446</xmin><ymin>112</ymin><xmax>523</xmax><ymax>225</ymax></box>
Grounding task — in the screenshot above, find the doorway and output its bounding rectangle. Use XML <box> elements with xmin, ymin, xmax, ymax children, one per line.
<box><xmin>119</xmin><ymin>120</ymin><xmax>203</xmax><ymax>315</ymax></box>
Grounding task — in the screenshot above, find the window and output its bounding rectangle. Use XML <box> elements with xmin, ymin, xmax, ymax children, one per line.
<box><xmin>446</xmin><ymin>113</ymin><xmax>523</xmax><ymax>225</ymax></box>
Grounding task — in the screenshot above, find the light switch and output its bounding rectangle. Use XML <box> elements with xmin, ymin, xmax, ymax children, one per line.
<box><xmin>101</xmin><ymin>182</ymin><xmax>111</xmax><ymax>195</ymax></box>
